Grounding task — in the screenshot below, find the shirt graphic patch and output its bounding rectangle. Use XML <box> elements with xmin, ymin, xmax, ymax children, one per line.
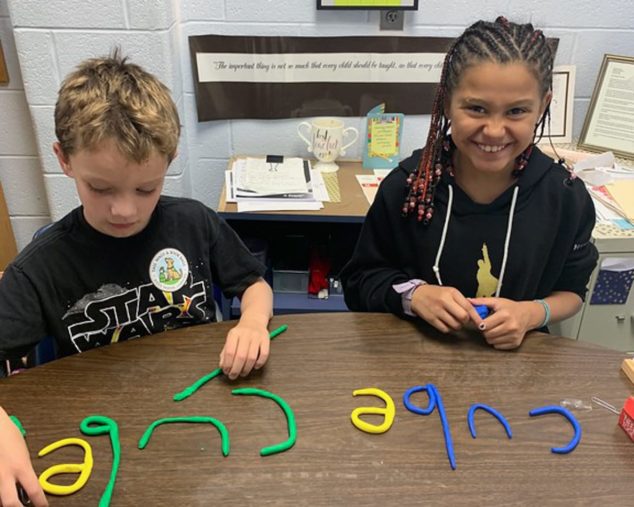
<box><xmin>476</xmin><ymin>243</ymin><xmax>499</xmax><ymax>298</ymax></box>
<box><xmin>149</xmin><ymin>248</ymin><xmax>189</xmax><ymax>292</ymax></box>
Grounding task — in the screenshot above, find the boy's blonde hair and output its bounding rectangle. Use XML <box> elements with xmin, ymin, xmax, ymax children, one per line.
<box><xmin>55</xmin><ymin>48</ymin><xmax>180</xmax><ymax>163</ymax></box>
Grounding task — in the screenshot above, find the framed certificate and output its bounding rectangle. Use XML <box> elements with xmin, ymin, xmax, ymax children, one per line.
<box><xmin>544</xmin><ymin>65</ymin><xmax>575</xmax><ymax>144</ymax></box>
<box><xmin>579</xmin><ymin>54</ymin><xmax>634</xmax><ymax>159</ymax></box>
<box><xmin>317</xmin><ymin>0</ymin><xmax>419</xmax><ymax>9</ymax></box>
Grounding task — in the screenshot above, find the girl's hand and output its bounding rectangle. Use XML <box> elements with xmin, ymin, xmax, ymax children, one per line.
<box><xmin>411</xmin><ymin>284</ymin><xmax>483</xmax><ymax>333</ymax></box>
<box><xmin>469</xmin><ymin>297</ymin><xmax>542</xmax><ymax>350</ymax></box>
<box><xmin>0</xmin><ymin>408</ymin><xmax>48</xmax><ymax>507</ymax></box>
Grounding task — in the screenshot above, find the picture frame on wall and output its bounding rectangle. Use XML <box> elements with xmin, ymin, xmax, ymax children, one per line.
<box><xmin>541</xmin><ymin>65</ymin><xmax>575</xmax><ymax>144</ymax></box>
<box><xmin>317</xmin><ymin>0</ymin><xmax>419</xmax><ymax>10</ymax></box>
<box><xmin>578</xmin><ymin>54</ymin><xmax>634</xmax><ymax>159</ymax></box>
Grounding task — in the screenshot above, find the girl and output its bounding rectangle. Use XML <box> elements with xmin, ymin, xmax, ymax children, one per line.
<box><xmin>341</xmin><ymin>17</ymin><xmax>598</xmax><ymax>350</ymax></box>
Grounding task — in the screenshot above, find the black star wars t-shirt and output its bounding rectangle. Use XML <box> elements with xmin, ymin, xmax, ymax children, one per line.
<box><xmin>0</xmin><ymin>196</ymin><xmax>265</xmax><ymax>360</ymax></box>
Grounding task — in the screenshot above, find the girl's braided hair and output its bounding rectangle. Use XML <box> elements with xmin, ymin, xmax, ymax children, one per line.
<box><xmin>403</xmin><ymin>17</ymin><xmax>555</xmax><ymax>223</ymax></box>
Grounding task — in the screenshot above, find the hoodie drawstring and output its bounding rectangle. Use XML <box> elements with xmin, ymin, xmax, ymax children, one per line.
<box><xmin>432</xmin><ymin>184</ymin><xmax>520</xmax><ymax>298</ymax></box>
<box><xmin>495</xmin><ymin>185</ymin><xmax>519</xmax><ymax>297</ymax></box>
<box><xmin>432</xmin><ymin>184</ymin><xmax>453</xmax><ymax>286</ymax></box>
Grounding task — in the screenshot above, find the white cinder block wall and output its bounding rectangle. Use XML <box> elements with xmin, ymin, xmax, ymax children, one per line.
<box><xmin>2</xmin><ymin>0</ymin><xmax>634</xmax><ymax>251</ymax></box>
<box><xmin>0</xmin><ymin>1</ymin><xmax>49</xmax><ymax>250</ymax></box>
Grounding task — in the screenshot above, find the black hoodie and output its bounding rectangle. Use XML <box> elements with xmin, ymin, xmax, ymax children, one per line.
<box><xmin>341</xmin><ymin>147</ymin><xmax>599</xmax><ymax>317</ymax></box>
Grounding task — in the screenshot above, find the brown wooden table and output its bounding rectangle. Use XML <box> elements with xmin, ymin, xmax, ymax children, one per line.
<box><xmin>1</xmin><ymin>313</ymin><xmax>633</xmax><ymax>506</ymax></box>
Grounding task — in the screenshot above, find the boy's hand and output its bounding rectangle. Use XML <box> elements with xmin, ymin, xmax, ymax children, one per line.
<box><xmin>410</xmin><ymin>284</ymin><xmax>483</xmax><ymax>333</ymax></box>
<box><xmin>468</xmin><ymin>297</ymin><xmax>538</xmax><ymax>350</ymax></box>
<box><xmin>219</xmin><ymin>319</ymin><xmax>270</xmax><ymax>380</ymax></box>
<box><xmin>0</xmin><ymin>408</ymin><xmax>48</xmax><ymax>507</ymax></box>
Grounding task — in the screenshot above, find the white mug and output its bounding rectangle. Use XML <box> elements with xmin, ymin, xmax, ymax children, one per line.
<box><xmin>297</xmin><ymin>117</ymin><xmax>359</xmax><ymax>173</ymax></box>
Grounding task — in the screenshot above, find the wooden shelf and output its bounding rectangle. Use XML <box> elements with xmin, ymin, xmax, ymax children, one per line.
<box><xmin>217</xmin><ymin>159</ymin><xmax>372</xmax><ymax>223</ymax></box>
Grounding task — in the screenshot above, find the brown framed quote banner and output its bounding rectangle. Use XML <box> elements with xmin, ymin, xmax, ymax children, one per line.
<box><xmin>188</xmin><ymin>35</ymin><xmax>453</xmax><ymax>121</ymax></box>
<box><xmin>579</xmin><ymin>54</ymin><xmax>634</xmax><ymax>159</ymax></box>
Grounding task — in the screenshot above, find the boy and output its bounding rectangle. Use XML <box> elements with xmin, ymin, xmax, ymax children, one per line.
<box><xmin>0</xmin><ymin>50</ymin><xmax>273</xmax><ymax>506</ymax></box>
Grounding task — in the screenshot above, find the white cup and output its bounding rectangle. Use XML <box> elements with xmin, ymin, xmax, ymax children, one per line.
<box><xmin>297</xmin><ymin>117</ymin><xmax>359</xmax><ymax>173</ymax></box>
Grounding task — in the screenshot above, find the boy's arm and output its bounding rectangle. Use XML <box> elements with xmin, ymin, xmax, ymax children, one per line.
<box><xmin>0</xmin><ymin>406</ymin><xmax>49</xmax><ymax>506</ymax></box>
<box><xmin>219</xmin><ymin>278</ymin><xmax>273</xmax><ymax>380</ymax></box>
<box><xmin>0</xmin><ymin>271</ymin><xmax>48</xmax><ymax>505</ymax></box>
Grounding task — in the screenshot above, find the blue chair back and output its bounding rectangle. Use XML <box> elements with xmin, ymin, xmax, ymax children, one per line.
<box><xmin>30</xmin><ymin>222</ymin><xmax>57</xmax><ymax>366</ymax></box>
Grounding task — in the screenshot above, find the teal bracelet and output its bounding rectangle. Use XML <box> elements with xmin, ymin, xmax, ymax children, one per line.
<box><xmin>534</xmin><ymin>299</ymin><xmax>551</xmax><ymax>328</ymax></box>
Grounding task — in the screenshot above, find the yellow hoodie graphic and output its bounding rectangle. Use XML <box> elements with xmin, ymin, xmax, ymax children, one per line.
<box><xmin>476</xmin><ymin>243</ymin><xmax>499</xmax><ymax>297</ymax></box>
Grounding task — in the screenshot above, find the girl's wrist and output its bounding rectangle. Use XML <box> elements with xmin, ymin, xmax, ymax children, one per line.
<box><xmin>531</xmin><ymin>299</ymin><xmax>551</xmax><ymax>329</ymax></box>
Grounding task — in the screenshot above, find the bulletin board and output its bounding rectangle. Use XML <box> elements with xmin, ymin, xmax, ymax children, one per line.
<box><xmin>0</xmin><ymin>183</ymin><xmax>17</xmax><ymax>270</ymax></box>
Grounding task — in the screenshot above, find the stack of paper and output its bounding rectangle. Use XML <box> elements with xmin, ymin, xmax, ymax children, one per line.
<box><xmin>605</xmin><ymin>180</ymin><xmax>634</xmax><ymax>222</ymax></box>
<box><xmin>589</xmin><ymin>185</ymin><xmax>628</xmax><ymax>217</ymax></box>
<box><xmin>226</xmin><ymin>157</ymin><xmax>329</xmax><ymax>212</ymax></box>
<box><xmin>355</xmin><ymin>169</ymin><xmax>390</xmax><ymax>204</ymax></box>
<box><xmin>573</xmin><ymin>151</ymin><xmax>634</xmax><ymax>228</ymax></box>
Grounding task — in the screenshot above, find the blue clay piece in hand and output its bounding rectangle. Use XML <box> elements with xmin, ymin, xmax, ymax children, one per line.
<box><xmin>473</xmin><ymin>304</ymin><xmax>489</xmax><ymax>319</ymax></box>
